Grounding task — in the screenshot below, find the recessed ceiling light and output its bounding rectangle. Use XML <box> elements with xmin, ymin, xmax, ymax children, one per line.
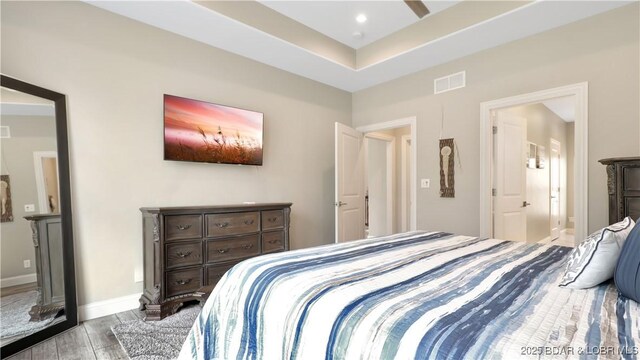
<box><xmin>356</xmin><ymin>14</ymin><xmax>367</xmax><ymax>24</ymax></box>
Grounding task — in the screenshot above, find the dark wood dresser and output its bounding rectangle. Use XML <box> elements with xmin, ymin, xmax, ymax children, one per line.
<box><xmin>138</xmin><ymin>203</ymin><xmax>291</xmax><ymax>320</ymax></box>
<box><xmin>600</xmin><ymin>157</ymin><xmax>640</xmax><ymax>224</ymax></box>
<box><xmin>25</xmin><ymin>214</ymin><xmax>65</xmax><ymax>321</ymax></box>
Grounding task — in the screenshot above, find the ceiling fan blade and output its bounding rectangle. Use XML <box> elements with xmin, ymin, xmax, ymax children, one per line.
<box><xmin>404</xmin><ymin>0</ymin><xmax>430</xmax><ymax>18</ymax></box>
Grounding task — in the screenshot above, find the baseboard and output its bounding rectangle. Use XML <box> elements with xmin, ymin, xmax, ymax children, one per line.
<box><xmin>79</xmin><ymin>293</ymin><xmax>141</xmax><ymax>322</ymax></box>
<box><xmin>563</xmin><ymin>228</ymin><xmax>575</xmax><ymax>235</ymax></box>
<box><xmin>1</xmin><ymin>273</ymin><xmax>37</xmax><ymax>288</ymax></box>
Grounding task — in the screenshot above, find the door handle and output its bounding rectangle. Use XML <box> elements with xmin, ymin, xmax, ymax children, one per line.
<box><xmin>522</xmin><ymin>201</ymin><xmax>531</xmax><ymax>207</ymax></box>
<box><xmin>335</xmin><ymin>201</ymin><xmax>347</xmax><ymax>207</ymax></box>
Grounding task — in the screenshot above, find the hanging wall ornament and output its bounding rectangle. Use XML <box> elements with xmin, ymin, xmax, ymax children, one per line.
<box><xmin>1</xmin><ymin>175</ymin><xmax>14</xmax><ymax>222</ymax></box>
<box><xmin>439</xmin><ymin>138</ymin><xmax>455</xmax><ymax>198</ymax></box>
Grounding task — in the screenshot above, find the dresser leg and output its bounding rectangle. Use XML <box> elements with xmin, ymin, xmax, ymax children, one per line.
<box><xmin>144</xmin><ymin>304</ymin><xmax>162</xmax><ymax>321</ymax></box>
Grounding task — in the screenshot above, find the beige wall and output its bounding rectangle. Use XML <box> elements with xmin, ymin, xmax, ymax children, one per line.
<box><xmin>1</xmin><ymin>1</ymin><xmax>351</xmax><ymax>305</ymax></box>
<box><xmin>353</xmin><ymin>4</ymin><xmax>639</xmax><ymax>237</ymax></box>
<box><xmin>0</xmin><ymin>116</ymin><xmax>57</xmax><ymax>280</ymax></box>
<box><xmin>500</xmin><ymin>104</ymin><xmax>571</xmax><ymax>242</ymax></box>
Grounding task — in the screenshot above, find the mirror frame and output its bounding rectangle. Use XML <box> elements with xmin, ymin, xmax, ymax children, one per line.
<box><xmin>1</xmin><ymin>75</ymin><xmax>78</xmax><ymax>358</ymax></box>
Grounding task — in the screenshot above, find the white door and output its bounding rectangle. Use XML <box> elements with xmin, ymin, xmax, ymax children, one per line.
<box><xmin>335</xmin><ymin>122</ymin><xmax>365</xmax><ymax>243</ymax></box>
<box><xmin>494</xmin><ymin>112</ymin><xmax>528</xmax><ymax>241</ymax></box>
<box><xmin>550</xmin><ymin>139</ymin><xmax>561</xmax><ymax>240</ymax></box>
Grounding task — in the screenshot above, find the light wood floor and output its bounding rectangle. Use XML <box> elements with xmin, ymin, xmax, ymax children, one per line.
<box><xmin>5</xmin><ymin>308</ymin><xmax>146</xmax><ymax>360</ymax></box>
<box><xmin>1</xmin><ymin>283</ymin><xmax>37</xmax><ymax>297</ymax></box>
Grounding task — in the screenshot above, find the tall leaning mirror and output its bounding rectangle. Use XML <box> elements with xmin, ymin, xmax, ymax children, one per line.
<box><xmin>0</xmin><ymin>75</ymin><xmax>77</xmax><ymax>358</ymax></box>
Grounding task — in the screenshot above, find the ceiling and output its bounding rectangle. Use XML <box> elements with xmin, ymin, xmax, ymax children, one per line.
<box><xmin>543</xmin><ymin>96</ymin><xmax>576</xmax><ymax>123</ymax></box>
<box><xmin>258</xmin><ymin>1</ymin><xmax>461</xmax><ymax>49</ymax></box>
<box><xmin>87</xmin><ymin>1</ymin><xmax>633</xmax><ymax>92</ymax></box>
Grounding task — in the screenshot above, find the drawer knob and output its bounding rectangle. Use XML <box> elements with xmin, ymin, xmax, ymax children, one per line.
<box><xmin>268</xmin><ymin>239</ymin><xmax>280</xmax><ymax>244</ymax></box>
<box><xmin>268</xmin><ymin>217</ymin><xmax>278</xmax><ymax>222</ymax></box>
<box><xmin>176</xmin><ymin>279</ymin><xmax>192</xmax><ymax>285</ymax></box>
<box><xmin>176</xmin><ymin>224</ymin><xmax>192</xmax><ymax>231</ymax></box>
<box><xmin>217</xmin><ymin>248</ymin><xmax>230</xmax><ymax>254</ymax></box>
<box><xmin>242</xmin><ymin>244</ymin><xmax>254</xmax><ymax>250</ymax></box>
<box><xmin>176</xmin><ymin>251</ymin><xmax>192</xmax><ymax>258</ymax></box>
<box><xmin>244</xmin><ymin>219</ymin><xmax>254</xmax><ymax>225</ymax></box>
<box><xmin>215</xmin><ymin>222</ymin><xmax>229</xmax><ymax>228</ymax></box>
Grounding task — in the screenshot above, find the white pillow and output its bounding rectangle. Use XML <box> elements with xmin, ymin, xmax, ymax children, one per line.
<box><xmin>559</xmin><ymin>217</ymin><xmax>635</xmax><ymax>289</ymax></box>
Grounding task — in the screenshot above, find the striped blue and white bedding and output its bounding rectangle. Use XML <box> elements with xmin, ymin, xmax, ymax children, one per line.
<box><xmin>179</xmin><ymin>231</ymin><xmax>640</xmax><ymax>360</ymax></box>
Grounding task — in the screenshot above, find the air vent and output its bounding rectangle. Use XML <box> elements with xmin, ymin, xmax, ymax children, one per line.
<box><xmin>434</xmin><ymin>71</ymin><xmax>466</xmax><ymax>94</ymax></box>
<box><xmin>0</xmin><ymin>126</ymin><xmax>10</xmax><ymax>139</ymax></box>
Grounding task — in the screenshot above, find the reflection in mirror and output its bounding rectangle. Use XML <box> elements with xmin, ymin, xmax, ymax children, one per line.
<box><xmin>0</xmin><ymin>87</ymin><xmax>66</xmax><ymax>347</ymax></box>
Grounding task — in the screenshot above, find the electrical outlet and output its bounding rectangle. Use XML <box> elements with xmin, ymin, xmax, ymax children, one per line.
<box><xmin>24</xmin><ymin>260</ymin><xmax>31</xmax><ymax>268</ymax></box>
<box><xmin>421</xmin><ymin>179</ymin><xmax>431</xmax><ymax>189</ymax></box>
<box><xmin>24</xmin><ymin>204</ymin><xmax>35</xmax><ymax>212</ymax></box>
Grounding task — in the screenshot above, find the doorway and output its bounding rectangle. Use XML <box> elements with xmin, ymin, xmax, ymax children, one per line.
<box><xmin>491</xmin><ymin>98</ymin><xmax>576</xmax><ymax>246</ymax></box>
<box><xmin>364</xmin><ymin>133</ymin><xmax>394</xmax><ymax>237</ymax></box>
<box><xmin>335</xmin><ymin>117</ymin><xmax>417</xmax><ymax>243</ymax></box>
<box><xmin>480</xmin><ymin>83</ymin><xmax>588</xmax><ymax>244</ymax></box>
<box><xmin>34</xmin><ymin>151</ymin><xmax>60</xmax><ymax>213</ymax></box>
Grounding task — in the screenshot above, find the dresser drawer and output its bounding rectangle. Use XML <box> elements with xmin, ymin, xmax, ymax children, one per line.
<box><xmin>626</xmin><ymin>197</ymin><xmax>640</xmax><ymax>220</ymax></box>
<box><xmin>206</xmin><ymin>212</ymin><xmax>259</xmax><ymax>237</ymax></box>
<box><xmin>623</xmin><ymin>167</ymin><xmax>640</xmax><ymax>192</ymax></box>
<box><xmin>262</xmin><ymin>231</ymin><xmax>285</xmax><ymax>253</ymax></box>
<box><xmin>206</xmin><ymin>235</ymin><xmax>260</xmax><ymax>263</ymax></box>
<box><xmin>262</xmin><ymin>210</ymin><xmax>284</xmax><ymax>230</ymax></box>
<box><xmin>205</xmin><ymin>263</ymin><xmax>235</xmax><ymax>287</ymax></box>
<box><xmin>165</xmin><ymin>215</ymin><xmax>203</xmax><ymax>241</ymax></box>
<box><xmin>165</xmin><ymin>267</ymin><xmax>201</xmax><ymax>298</ymax></box>
<box><xmin>166</xmin><ymin>241</ymin><xmax>202</xmax><ymax>269</ymax></box>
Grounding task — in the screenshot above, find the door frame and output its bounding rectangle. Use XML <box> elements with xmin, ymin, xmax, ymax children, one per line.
<box><xmin>480</xmin><ymin>82</ymin><xmax>588</xmax><ymax>243</ymax></box>
<box><xmin>549</xmin><ymin>138</ymin><xmax>562</xmax><ymax>240</ymax></box>
<box><xmin>364</xmin><ymin>132</ymin><xmax>395</xmax><ymax>235</ymax></box>
<box><xmin>33</xmin><ymin>151</ymin><xmax>59</xmax><ymax>214</ymax></box>
<box><xmin>400</xmin><ymin>134</ymin><xmax>412</xmax><ymax>232</ymax></box>
<box><xmin>356</xmin><ymin>116</ymin><xmax>417</xmax><ymax>231</ymax></box>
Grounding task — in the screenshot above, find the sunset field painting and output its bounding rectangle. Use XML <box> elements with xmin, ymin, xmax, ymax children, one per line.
<box><xmin>164</xmin><ymin>95</ymin><xmax>263</xmax><ymax>165</ymax></box>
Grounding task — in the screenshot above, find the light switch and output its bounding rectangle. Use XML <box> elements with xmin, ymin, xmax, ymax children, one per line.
<box><xmin>421</xmin><ymin>179</ymin><xmax>431</xmax><ymax>189</ymax></box>
<box><xmin>24</xmin><ymin>204</ymin><xmax>35</xmax><ymax>212</ymax></box>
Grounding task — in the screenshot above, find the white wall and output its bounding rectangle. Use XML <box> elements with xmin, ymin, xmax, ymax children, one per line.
<box><xmin>353</xmin><ymin>4</ymin><xmax>639</xmax><ymax>237</ymax></box>
<box><xmin>1</xmin><ymin>1</ymin><xmax>351</xmax><ymax>305</ymax></box>
<box><xmin>366</xmin><ymin>137</ymin><xmax>388</xmax><ymax>237</ymax></box>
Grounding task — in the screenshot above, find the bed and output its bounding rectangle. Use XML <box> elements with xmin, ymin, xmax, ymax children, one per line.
<box><xmin>178</xmin><ymin>231</ymin><xmax>640</xmax><ymax>360</ymax></box>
